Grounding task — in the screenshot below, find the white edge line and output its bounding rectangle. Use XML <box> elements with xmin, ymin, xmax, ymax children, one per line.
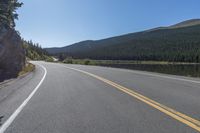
<box><xmin>129</xmin><ymin>70</ymin><xmax>200</xmax><ymax>84</ymax></box>
<box><xmin>0</xmin><ymin>63</ymin><xmax>47</xmax><ymax>133</ymax></box>
<box><xmin>98</xmin><ymin>64</ymin><xmax>200</xmax><ymax>84</ymax></box>
<box><xmin>56</xmin><ymin>63</ymin><xmax>200</xmax><ymax>84</ymax></box>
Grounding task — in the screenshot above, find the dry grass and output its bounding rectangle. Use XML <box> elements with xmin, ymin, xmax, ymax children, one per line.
<box><xmin>18</xmin><ymin>63</ymin><xmax>35</xmax><ymax>76</ymax></box>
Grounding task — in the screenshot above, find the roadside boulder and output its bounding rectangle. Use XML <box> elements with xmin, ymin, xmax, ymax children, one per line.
<box><xmin>0</xmin><ymin>26</ymin><xmax>25</xmax><ymax>81</ymax></box>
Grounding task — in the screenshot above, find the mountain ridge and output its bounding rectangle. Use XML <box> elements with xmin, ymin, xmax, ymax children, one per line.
<box><xmin>46</xmin><ymin>18</ymin><xmax>200</xmax><ymax>51</ymax></box>
<box><xmin>169</xmin><ymin>19</ymin><xmax>200</xmax><ymax>28</ymax></box>
<box><xmin>46</xmin><ymin>19</ymin><xmax>200</xmax><ymax>62</ymax></box>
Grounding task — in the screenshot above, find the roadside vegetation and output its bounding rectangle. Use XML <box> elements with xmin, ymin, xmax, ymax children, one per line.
<box><xmin>56</xmin><ymin>57</ymin><xmax>200</xmax><ymax>78</ymax></box>
<box><xmin>59</xmin><ymin>58</ymin><xmax>199</xmax><ymax>66</ymax></box>
<box><xmin>23</xmin><ymin>40</ymin><xmax>53</xmax><ymax>62</ymax></box>
<box><xmin>59</xmin><ymin>57</ymin><xmax>200</xmax><ymax>66</ymax></box>
<box><xmin>0</xmin><ymin>0</ymin><xmax>23</xmax><ymax>28</ymax></box>
<box><xmin>18</xmin><ymin>40</ymin><xmax>53</xmax><ymax>78</ymax></box>
<box><xmin>18</xmin><ymin>63</ymin><xmax>35</xmax><ymax>76</ymax></box>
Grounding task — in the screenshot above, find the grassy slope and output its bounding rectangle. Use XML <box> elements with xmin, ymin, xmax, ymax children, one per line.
<box><xmin>23</xmin><ymin>43</ymin><xmax>53</xmax><ymax>62</ymax></box>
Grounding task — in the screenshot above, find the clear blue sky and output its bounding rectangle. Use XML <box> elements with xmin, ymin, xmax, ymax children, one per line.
<box><xmin>16</xmin><ymin>0</ymin><xmax>200</xmax><ymax>48</ymax></box>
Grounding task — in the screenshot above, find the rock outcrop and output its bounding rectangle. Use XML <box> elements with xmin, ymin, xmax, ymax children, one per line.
<box><xmin>0</xmin><ymin>26</ymin><xmax>25</xmax><ymax>81</ymax></box>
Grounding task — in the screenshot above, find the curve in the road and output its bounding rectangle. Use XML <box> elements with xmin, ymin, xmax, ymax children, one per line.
<box><xmin>59</xmin><ymin>64</ymin><xmax>200</xmax><ymax>132</ymax></box>
<box><xmin>1</xmin><ymin>63</ymin><xmax>200</xmax><ymax>132</ymax></box>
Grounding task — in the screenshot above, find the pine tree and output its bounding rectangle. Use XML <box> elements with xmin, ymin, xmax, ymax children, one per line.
<box><xmin>0</xmin><ymin>0</ymin><xmax>23</xmax><ymax>28</ymax></box>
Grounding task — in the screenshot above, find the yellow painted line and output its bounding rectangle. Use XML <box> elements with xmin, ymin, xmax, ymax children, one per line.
<box><xmin>63</xmin><ymin>66</ymin><xmax>200</xmax><ymax>132</ymax></box>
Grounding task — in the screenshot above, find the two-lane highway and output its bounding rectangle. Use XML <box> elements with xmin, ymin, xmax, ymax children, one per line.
<box><xmin>0</xmin><ymin>61</ymin><xmax>200</xmax><ymax>133</ymax></box>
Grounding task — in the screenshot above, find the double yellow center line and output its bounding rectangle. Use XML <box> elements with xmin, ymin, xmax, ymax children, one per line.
<box><xmin>63</xmin><ymin>66</ymin><xmax>200</xmax><ymax>132</ymax></box>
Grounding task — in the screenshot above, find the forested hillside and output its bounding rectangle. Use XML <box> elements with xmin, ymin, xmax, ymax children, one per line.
<box><xmin>46</xmin><ymin>19</ymin><xmax>200</xmax><ymax>63</ymax></box>
<box><xmin>23</xmin><ymin>40</ymin><xmax>53</xmax><ymax>61</ymax></box>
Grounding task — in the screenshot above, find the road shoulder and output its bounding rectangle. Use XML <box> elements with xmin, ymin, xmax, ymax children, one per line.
<box><xmin>0</xmin><ymin>64</ymin><xmax>44</xmax><ymax>128</ymax></box>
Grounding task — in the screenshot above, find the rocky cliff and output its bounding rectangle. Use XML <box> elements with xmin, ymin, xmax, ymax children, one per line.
<box><xmin>0</xmin><ymin>26</ymin><xmax>25</xmax><ymax>81</ymax></box>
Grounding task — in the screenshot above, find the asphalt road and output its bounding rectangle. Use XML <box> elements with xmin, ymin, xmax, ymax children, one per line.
<box><xmin>0</xmin><ymin>61</ymin><xmax>200</xmax><ymax>133</ymax></box>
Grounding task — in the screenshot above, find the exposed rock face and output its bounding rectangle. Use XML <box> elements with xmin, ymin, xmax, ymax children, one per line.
<box><xmin>0</xmin><ymin>26</ymin><xmax>25</xmax><ymax>81</ymax></box>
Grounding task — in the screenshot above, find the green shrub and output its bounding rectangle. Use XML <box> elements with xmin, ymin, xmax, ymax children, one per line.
<box><xmin>84</xmin><ymin>60</ymin><xmax>90</xmax><ymax>65</ymax></box>
<box><xmin>63</xmin><ymin>58</ymin><xmax>73</xmax><ymax>64</ymax></box>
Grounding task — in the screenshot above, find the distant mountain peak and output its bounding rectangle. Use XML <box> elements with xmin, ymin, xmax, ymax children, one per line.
<box><xmin>169</xmin><ymin>19</ymin><xmax>200</xmax><ymax>28</ymax></box>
